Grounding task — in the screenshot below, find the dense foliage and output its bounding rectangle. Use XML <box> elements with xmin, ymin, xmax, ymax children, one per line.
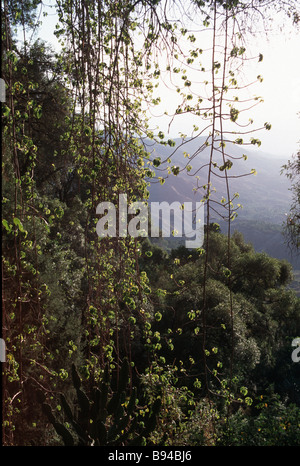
<box><xmin>2</xmin><ymin>0</ymin><xmax>300</xmax><ymax>446</ymax></box>
<box><xmin>283</xmin><ymin>151</ymin><xmax>300</xmax><ymax>252</ymax></box>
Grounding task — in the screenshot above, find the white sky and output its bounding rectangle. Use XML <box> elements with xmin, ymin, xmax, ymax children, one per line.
<box><xmin>149</xmin><ymin>23</ymin><xmax>300</xmax><ymax>159</ymax></box>
<box><xmin>25</xmin><ymin>1</ymin><xmax>300</xmax><ymax>159</ymax></box>
<box><xmin>247</xmin><ymin>31</ymin><xmax>300</xmax><ymax>158</ymax></box>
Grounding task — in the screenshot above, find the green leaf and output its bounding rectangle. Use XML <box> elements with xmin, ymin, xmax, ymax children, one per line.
<box><xmin>71</xmin><ymin>364</ymin><xmax>81</xmax><ymax>390</ymax></box>
<box><xmin>84</xmin><ymin>126</ymin><xmax>92</xmax><ymax>137</ymax></box>
<box><xmin>42</xmin><ymin>403</ymin><xmax>56</xmax><ymax>424</ymax></box>
<box><xmin>34</xmin><ymin>105</ymin><xmax>42</xmax><ymax>119</ymax></box>
<box><xmin>60</xmin><ymin>394</ymin><xmax>73</xmax><ymax>422</ymax></box>
<box><xmin>171</xmin><ymin>166</ymin><xmax>180</xmax><ymax>176</ymax></box>
<box><xmin>53</xmin><ymin>422</ymin><xmax>74</xmax><ymax>446</ymax></box>
<box><xmin>13</xmin><ymin>217</ymin><xmax>27</xmax><ymax>236</ymax></box>
<box><xmin>77</xmin><ymin>388</ymin><xmax>90</xmax><ymax>414</ymax></box>
<box><xmin>230</xmin><ymin>107</ymin><xmax>239</xmax><ymax>122</ymax></box>
<box><xmin>2</xmin><ymin>219</ymin><xmax>12</xmax><ymax>233</ymax></box>
<box><xmin>264</xmin><ymin>122</ymin><xmax>272</xmax><ymax>131</ymax></box>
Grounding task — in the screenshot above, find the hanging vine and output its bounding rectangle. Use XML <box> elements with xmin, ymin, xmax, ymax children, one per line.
<box><xmin>2</xmin><ymin>0</ymin><xmax>299</xmax><ymax>447</ymax></box>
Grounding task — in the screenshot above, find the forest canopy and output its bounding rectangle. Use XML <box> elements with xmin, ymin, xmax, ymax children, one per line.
<box><xmin>1</xmin><ymin>0</ymin><xmax>300</xmax><ymax>447</ymax></box>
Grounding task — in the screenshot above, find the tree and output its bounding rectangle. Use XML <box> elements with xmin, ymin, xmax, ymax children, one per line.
<box><xmin>141</xmin><ymin>230</ymin><xmax>299</xmax><ymax>401</ymax></box>
<box><xmin>282</xmin><ymin>150</ymin><xmax>300</xmax><ymax>251</ymax></box>
<box><xmin>2</xmin><ymin>0</ymin><xmax>300</xmax><ymax>446</ymax></box>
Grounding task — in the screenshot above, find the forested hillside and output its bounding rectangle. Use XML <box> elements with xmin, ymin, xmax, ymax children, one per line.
<box><xmin>2</xmin><ymin>0</ymin><xmax>300</xmax><ymax>447</ymax></box>
<box><xmin>146</xmin><ymin>137</ymin><xmax>300</xmax><ymax>267</ymax></box>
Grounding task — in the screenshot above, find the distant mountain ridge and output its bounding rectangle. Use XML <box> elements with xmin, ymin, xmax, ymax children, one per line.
<box><xmin>144</xmin><ymin>137</ymin><xmax>300</xmax><ymax>268</ymax></box>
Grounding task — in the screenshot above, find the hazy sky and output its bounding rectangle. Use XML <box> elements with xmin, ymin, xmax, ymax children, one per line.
<box><xmin>247</xmin><ymin>31</ymin><xmax>300</xmax><ymax>158</ymax></box>
<box><xmin>151</xmin><ymin>24</ymin><xmax>300</xmax><ymax>159</ymax></box>
<box><xmin>25</xmin><ymin>1</ymin><xmax>299</xmax><ymax>159</ymax></box>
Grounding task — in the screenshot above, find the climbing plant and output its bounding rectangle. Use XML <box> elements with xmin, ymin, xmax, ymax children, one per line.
<box><xmin>2</xmin><ymin>0</ymin><xmax>299</xmax><ymax>446</ymax></box>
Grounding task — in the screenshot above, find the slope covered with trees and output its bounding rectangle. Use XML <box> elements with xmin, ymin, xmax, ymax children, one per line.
<box><xmin>2</xmin><ymin>0</ymin><xmax>300</xmax><ymax>446</ymax></box>
<box><xmin>146</xmin><ymin>137</ymin><xmax>300</xmax><ymax>268</ymax></box>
